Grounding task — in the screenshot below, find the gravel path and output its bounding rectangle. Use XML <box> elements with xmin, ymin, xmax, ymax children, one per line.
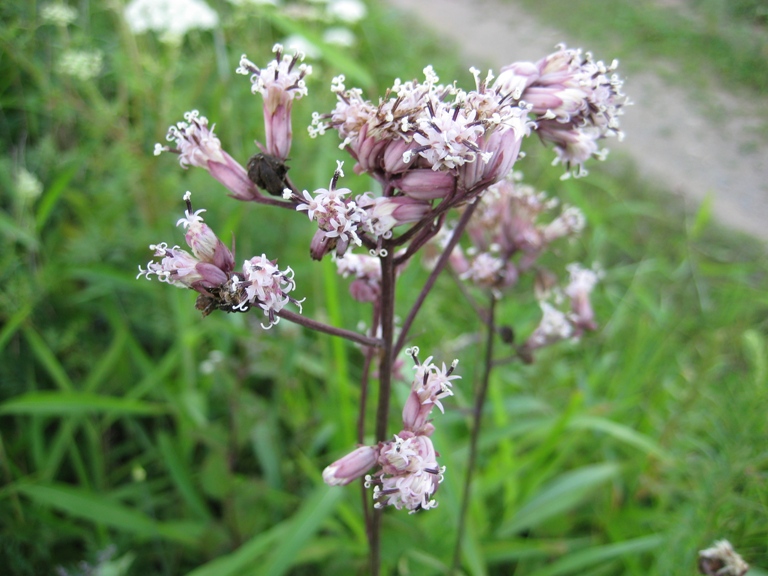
<box><xmin>387</xmin><ymin>0</ymin><xmax>768</xmax><ymax>241</ymax></box>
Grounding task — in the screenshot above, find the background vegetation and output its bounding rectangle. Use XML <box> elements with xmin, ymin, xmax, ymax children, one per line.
<box><xmin>1</xmin><ymin>0</ymin><xmax>766</xmax><ymax>574</ymax></box>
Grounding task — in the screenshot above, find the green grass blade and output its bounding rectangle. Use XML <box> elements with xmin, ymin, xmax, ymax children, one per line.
<box><xmin>261</xmin><ymin>485</ymin><xmax>343</xmax><ymax>576</ymax></box>
<box><xmin>16</xmin><ymin>483</ymin><xmax>204</xmax><ymax>545</ymax></box>
<box><xmin>35</xmin><ymin>163</ymin><xmax>78</xmax><ymax>232</ymax></box>
<box><xmin>0</xmin><ymin>391</ymin><xmax>167</xmax><ymax>416</ymax></box>
<box><xmin>498</xmin><ymin>463</ymin><xmax>621</xmax><ymax>537</ymax></box>
<box><xmin>82</xmin><ymin>328</ymin><xmax>129</xmax><ymax>393</ymax></box>
<box><xmin>568</xmin><ymin>416</ymin><xmax>671</xmax><ymax>461</ymax></box>
<box><xmin>157</xmin><ymin>432</ymin><xmax>212</xmax><ymax>521</ymax></box>
<box><xmin>185</xmin><ymin>524</ymin><xmax>290</xmax><ymax>576</ymax></box>
<box><xmin>22</xmin><ymin>326</ymin><xmax>74</xmax><ymax>392</ymax></box>
<box><xmin>0</xmin><ymin>302</ymin><xmax>33</xmax><ymax>351</ymax></box>
<box><xmin>525</xmin><ymin>534</ymin><xmax>664</xmax><ymax>576</ymax></box>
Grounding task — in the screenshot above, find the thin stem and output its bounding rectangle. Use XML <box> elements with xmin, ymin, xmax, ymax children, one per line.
<box><xmin>394</xmin><ymin>199</ymin><xmax>480</xmax><ymax>356</ymax></box>
<box><xmin>370</xmin><ymin>245</ymin><xmax>397</xmax><ymax>576</ymax></box>
<box><xmin>275</xmin><ymin>309</ymin><xmax>383</xmax><ymax>348</ymax></box>
<box><xmin>249</xmin><ymin>195</ymin><xmax>298</xmax><ymax>210</ymax></box>
<box><xmin>359</xmin><ymin>304</ymin><xmax>379</xmax><ymax>546</ymax></box>
<box><xmin>452</xmin><ymin>294</ymin><xmax>496</xmax><ymax>573</ymax></box>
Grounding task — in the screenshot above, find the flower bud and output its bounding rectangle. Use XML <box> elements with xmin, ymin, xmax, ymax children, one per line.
<box><xmin>323</xmin><ymin>445</ymin><xmax>379</xmax><ymax>486</ymax></box>
<box><xmin>396</xmin><ymin>169</ymin><xmax>455</xmax><ymax>200</ymax></box>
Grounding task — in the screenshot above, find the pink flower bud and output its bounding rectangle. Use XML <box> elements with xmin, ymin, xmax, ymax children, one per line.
<box><xmin>323</xmin><ymin>445</ymin><xmax>379</xmax><ymax>486</ymax></box>
<box><xmin>381</xmin><ymin>139</ymin><xmax>419</xmax><ymax>174</ymax></box>
<box><xmin>396</xmin><ymin>169</ymin><xmax>455</xmax><ymax>200</ymax></box>
<box><xmin>494</xmin><ymin>61</ymin><xmax>540</xmax><ymax>98</ymax></box>
<box><xmin>207</xmin><ymin>152</ymin><xmax>261</xmax><ymax>201</ymax></box>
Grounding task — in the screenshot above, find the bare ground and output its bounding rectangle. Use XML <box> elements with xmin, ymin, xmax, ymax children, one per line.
<box><xmin>386</xmin><ymin>0</ymin><xmax>768</xmax><ymax>242</ymax></box>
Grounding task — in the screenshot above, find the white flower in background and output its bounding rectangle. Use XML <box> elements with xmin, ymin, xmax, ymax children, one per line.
<box><xmin>327</xmin><ymin>0</ymin><xmax>367</xmax><ymax>23</ymax></box>
<box><xmin>41</xmin><ymin>3</ymin><xmax>77</xmax><ymax>26</ymax></box>
<box><xmin>281</xmin><ymin>34</ymin><xmax>320</xmax><ymax>59</ymax></box>
<box><xmin>323</xmin><ymin>27</ymin><xmax>355</xmax><ymax>47</ymax></box>
<box><xmin>124</xmin><ymin>0</ymin><xmax>219</xmax><ymax>43</ymax></box>
<box><xmin>227</xmin><ymin>0</ymin><xmax>278</xmax><ymax>6</ymax></box>
<box><xmin>14</xmin><ymin>168</ymin><xmax>43</xmax><ymax>201</ymax></box>
<box><xmin>59</xmin><ymin>50</ymin><xmax>103</xmax><ymax>80</ymax></box>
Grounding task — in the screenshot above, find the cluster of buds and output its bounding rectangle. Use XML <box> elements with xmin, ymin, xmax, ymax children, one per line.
<box><xmin>495</xmin><ymin>44</ymin><xmax>628</xmax><ymax>177</ymax></box>
<box><xmin>441</xmin><ymin>172</ymin><xmax>586</xmax><ymax>292</ymax></box>
<box><xmin>137</xmin><ymin>193</ymin><xmax>302</xmax><ymax>328</ymax></box>
<box><xmin>310</xmin><ymin>67</ymin><xmax>533</xmax><ymax>201</ymax></box>
<box><xmin>519</xmin><ymin>263</ymin><xmax>602</xmax><ymax>359</ymax></box>
<box><xmin>288</xmin><ymin>161</ymin><xmax>431</xmax><ymax>260</ymax></box>
<box><xmin>323</xmin><ymin>350</ymin><xmax>459</xmax><ymax>513</ymax></box>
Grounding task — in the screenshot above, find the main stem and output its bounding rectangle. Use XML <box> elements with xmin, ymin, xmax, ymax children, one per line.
<box><xmin>452</xmin><ymin>294</ymin><xmax>496</xmax><ymax>573</ymax></box>
<box><xmin>370</xmin><ymin>246</ymin><xmax>397</xmax><ymax>576</ymax></box>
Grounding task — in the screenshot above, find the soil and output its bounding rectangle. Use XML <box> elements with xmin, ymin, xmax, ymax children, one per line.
<box><xmin>386</xmin><ymin>0</ymin><xmax>768</xmax><ymax>242</ymax></box>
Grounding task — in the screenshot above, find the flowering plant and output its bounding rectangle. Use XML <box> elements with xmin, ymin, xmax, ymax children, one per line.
<box><xmin>140</xmin><ymin>42</ymin><xmax>626</xmax><ymax>574</ymax></box>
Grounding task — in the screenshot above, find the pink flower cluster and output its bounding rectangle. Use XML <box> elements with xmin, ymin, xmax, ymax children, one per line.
<box><xmin>310</xmin><ymin>67</ymin><xmax>533</xmax><ymax>199</ymax></box>
<box><xmin>291</xmin><ymin>161</ymin><xmax>430</xmax><ymax>260</ymax></box>
<box><xmin>520</xmin><ymin>263</ymin><xmax>602</xmax><ymax>357</ymax></box>
<box><xmin>495</xmin><ymin>44</ymin><xmax>628</xmax><ymax>177</ymax></box>
<box><xmin>445</xmin><ymin>173</ymin><xmax>585</xmax><ymax>291</ymax></box>
<box><xmin>155</xmin><ymin>111</ymin><xmax>259</xmax><ymax>201</ymax></box>
<box><xmin>137</xmin><ymin>193</ymin><xmax>302</xmax><ymax>328</ymax></box>
<box><xmin>236</xmin><ymin>44</ymin><xmax>312</xmax><ymax>161</ymax></box>
<box><xmin>323</xmin><ymin>350</ymin><xmax>460</xmax><ymax>513</ymax></box>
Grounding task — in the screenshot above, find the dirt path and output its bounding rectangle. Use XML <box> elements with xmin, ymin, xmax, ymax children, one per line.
<box><xmin>386</xmin><ymin>0</ymin><xmax>768</xmax><ymax>242</ymax></box>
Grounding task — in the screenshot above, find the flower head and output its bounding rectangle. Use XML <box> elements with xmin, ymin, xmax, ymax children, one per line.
<box><xmin>698</xmin><ymin>540</ymin><xmax>749</xmax><ymax>576</ymax></box>
<box><xmin>237</xmin><ymin>45</ymin><xmax>313</xmax><ymax>159</ymax></box>
<box><xmin>155</xmin><ymin>111</ymin><xmax>258</xmax><ymax>200</ymax></box>
<box><xmin>294</xmin><ymin>162</ymin><xmax>369</xmax><ymax>259</ymax></box>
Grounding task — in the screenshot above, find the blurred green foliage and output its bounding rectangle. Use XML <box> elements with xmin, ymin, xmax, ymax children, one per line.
<box><xmin>1</xmin><ymin>1</ymin><xmax>767</xmax><ymax>575</ymax></box>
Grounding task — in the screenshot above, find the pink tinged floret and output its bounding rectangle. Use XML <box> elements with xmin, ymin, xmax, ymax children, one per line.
<box><xmin>297</xmin><ymin>168</ymin><xmax>370</xmax><ymax>259</ymax></box>
<box><xmin>364</xmin><ymin>196</ymin><xmax>431</xmax><ymax>236</ymax></box>
<box><xmin>322</xmin><ymin>445</ymin><xmax>379</xmax><ymax>486</ymax></box>
<box><xmin>240</xmin><ymin>254</ymin><xmax>302</xmax><ymax>328</ymax></box>
<box><xmin>237</xmin><ymin>46</ymin><xmax>312</xmax><ymax>161</ymax></box>
<box><xmin>525</xmin><ymin>301</ymin><xmax>573</xmax><ymax>351</ymax></box>
<box><xmin>396</xmin><ymin>169</ymin><xmax>455</xmax><ymax>200</ymax></box>
<box><xmin>382</xmin><ymin>138</ymin><xmax>420</xmax><ymax>174</ymax></box>
<box><xmin>137</xmin><ymin>243</ymin><xmax>204</xmax><ymax>288</ymax></box>
<box><xmin>564</xmin><ymin>263</ymin><xmax>601</xmax><ymax>333</ymax></box>
<box><xmin>373</xmin><ymin>434</ymin><xmax>444</xmax><ymax>513</ymax></box>
<box><xmin>493</xmin><ymin>61</ymin><xmax>540</xmax><ymax>99</ymax></box>
<box><xmin>156</xmin><ymin>111</ymin><xmax>259</xmax><ymax>200</ymax></box>
<box><xmin>413</xmin><ymin>104</ymin><xmax>485</xmax><ymax>170</ymax></box>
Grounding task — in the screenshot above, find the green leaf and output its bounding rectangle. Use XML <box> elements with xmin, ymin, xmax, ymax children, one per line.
<box><xmin>35</xmin><ymin>163</ymin><xmax>79</xmax><ymax>232</ymax></box>
<box><xmin>689</xmin><ymin>193</ymin><xmax>713</xmax><ymax>240</ymax></box>
<box><xmin>23</xmin><ymin>326</ymin><xmax>74</xmax><ymax>392</ymax></box>
<box><xmin>157</xmin><ymin>432</ymin><xmax>211</xmax><ymax>521</ymax></box>
<box><xmin>0</xmin><ymin>392</ymin><xmax>167</xmax><ymax>416</ymax></box>
<box><xmin>186</xmin><ymin>524</ymin><xmax>289</xmax><ymax>576</ymax></box>
<box><xmin>261</xmin><ymin>485</ymin><xmax>343</xmax><ymax>576</ymax></box>
<box><xmin>498</xmin><ymin>463</ymin><xmax>621</xmax><ymax>537</ymax></box>
<box><xmin>568</xmin><ymin>416</ymin><xmax>671</xmax><ymax>461</ymax></box>
<box><xmin>525</xmin><ymin>534</ymin><xmax>664</xmax><ymax>576</ymax></box>
<box><xmin>187</xmin><ymin>485</ymin><xmax>341</xmax><ymax>576</ymax></box>
<box><xmin>16</xmin><ymin>483</ymin><xmax>204</xmax><ymax>545</ymax></box>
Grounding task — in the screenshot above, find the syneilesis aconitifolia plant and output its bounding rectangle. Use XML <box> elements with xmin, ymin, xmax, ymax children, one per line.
<box><xmin>139</xmin><ymin>42</ymin><xmax>627</xmax><ymax>573</ymax></box>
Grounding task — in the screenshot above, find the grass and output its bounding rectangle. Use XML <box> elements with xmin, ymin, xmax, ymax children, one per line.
<box><xmin>1</xmin><ymin>0</ymin><xmax>767</xmax><ymax>575</ymax></box>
